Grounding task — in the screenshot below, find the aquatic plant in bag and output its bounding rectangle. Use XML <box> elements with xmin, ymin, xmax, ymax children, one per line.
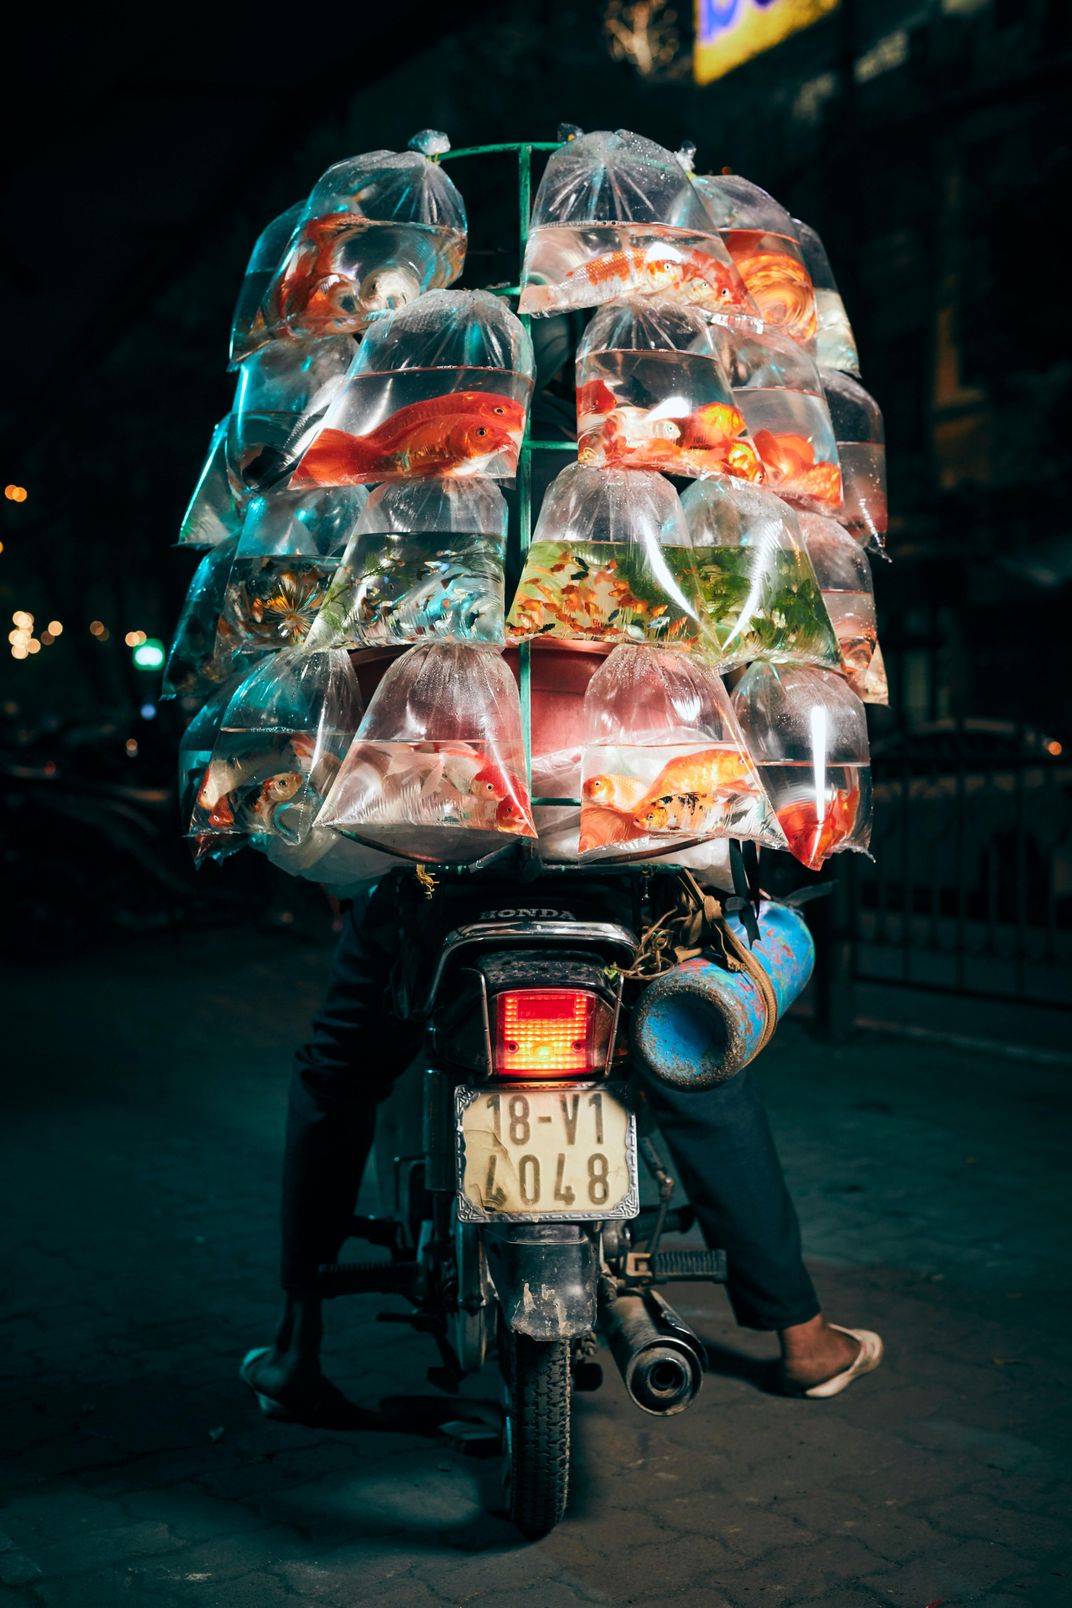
<box><xmin>163</xmin><ymin>539</ymin><xmax>240</xmax><ymax>701</ymax></box>
<box><xmin>256</xmin><ymin>147</ymin><xmax>467</xmax><ymax>347</ymax></box>
<box><xmin>306</xmin><ymin>481</ymin><xmax>507</xmax><ymax>650</ymax></box>
<box><xmin>178</xmin><ymin>418</ymin><xmax>247</xmax><ymax>548</ymax></box>
<box><xmin>216</xmin><ymin>484</ymin><xmax>369</xmax><ymax>670</ymax></box>
<box><xmin>506</xmin><ymin>465</ymin><xmax>705</xmax><ymax>647</ymax></box>
<box><xmin>681</xmin><ymin>479</ymin><xmax>839</xmax><ymax>670</ymax></box>
<box><xmin>518</xmin><ymin>129</ymin><xmax>758</xmax><ymax>320</ymax></box>
<box><xmin>289</xmin><ymin>291</ymin><xmax>532</xmax><ymax>487</ymax></box>
<box><xmin>793</xmin><ymin>220</ymin><xmax>860</xmax><ymax>376</ymax></box>
<box><xmin>732</xmin><ymin>662</ymin><xmax>872</xmax><ymax>870</ymax></box>
<box><xmin>695</xmin><ymin>173</ymin><xmax>817</xmax><ymax>346</ymax></box>
<box><xmin>318</xmin><ymin>642</ymin><xmax>536</xmax><ymax>863</ymax></box>
<box><xmin>797</xmin><ymin>511</ymin><xmax>885</xmax><ymax>700</ymax></box>
<box><xmin>822</xmin><ymin>370</ymin><xmax>887</xmax><ymax>549</ymax></box>
<box><xmin>579</xmin><ymin>645</ymin><xmax>784</xmax><ymax>861</ymax></box>
<box><xmin>188</xmin><ymin>649</ymin><xmax>363</xmax><ymax>849</ymax></box>
<box><xmin>226</xmin><ymin>336</ymin><xmax>355</xmax><ymax>495</ymax></box>
<box><xmin>228</xmin><ymin>203</ymin><xmax>303</xmax><ymax>367</ymax></box>
<box><xmin>576</xmin><ymin>298</ymin><xmax>763</xmax><ymax>481</ymax></box>
<box><xmin>726</xmin><ymin>326</ymin><xmax>842</xmax><ymax>513</ymax></box>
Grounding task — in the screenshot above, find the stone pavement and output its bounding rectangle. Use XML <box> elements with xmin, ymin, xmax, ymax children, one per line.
<box><xmin>1</xmin><ymin>924</ymin><xmax>1070</xmax><ymax>1608</ymax></box>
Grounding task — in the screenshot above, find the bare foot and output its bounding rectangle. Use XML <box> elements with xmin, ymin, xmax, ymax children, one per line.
<box><xmin>778</xmin><ymin>1315</ymin><xmax>861</xmax><ymax>1391</ymax></box>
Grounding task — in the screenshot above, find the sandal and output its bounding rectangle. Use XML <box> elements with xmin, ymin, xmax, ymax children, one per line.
<box><xmin>784</xmin><ymin>1325</ymin><xmax>884</xmax><ymax>1399</ymax></box>
<box><xmin>239</xmin><ymin>1346</ymin><xmax>359</xmax><ymax>1427</ymax></box>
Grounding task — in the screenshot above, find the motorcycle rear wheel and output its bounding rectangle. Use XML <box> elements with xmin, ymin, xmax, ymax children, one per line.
<box><xmin>503</xmin><ymin>1333</ymin><xmax>571</xmax><ymax>1538</ymax></box>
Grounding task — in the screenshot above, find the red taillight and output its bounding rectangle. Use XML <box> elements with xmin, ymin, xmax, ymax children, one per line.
<box><xmin>492</xmin><ymin>989</ymin><xmax>611</xmax><ymax>1080</ymax></box>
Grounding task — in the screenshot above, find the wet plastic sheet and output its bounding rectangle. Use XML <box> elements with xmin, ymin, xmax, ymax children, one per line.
<box><xmin>695</xmin><ymin>174</ymin><xmax>817</xmax><ymax>346</ymax></box>
<box><xmin>519</xmin><ymin>130</ymin><xmax>758</xmax><ymax>320</ymax></box>
<box><xmin>306</xmin><ymin>481</ymin><xmax>508</xmax><ymax>650</ymax></box>
<box><xmin>822</xmin><ymin>370</ymin><xmax>888</xmax><ymax>549</ymax></box>
<box><xmin>793</xmin><ymin>219</ymin><xmax>860</xmax><ymax>376</ymax></box>
<box><xmin>797</xmin><ymin>511</ymin><xmax>885</xmax><ymax>702</ymax></box>
<box><xmin>256</xmin><ymin>150</ymin><xmax>467</xmax><ymax>348</ymax></box>
<box><xmin>163</xmin><ymin>538</ymin><xmax>239</xmax><ymax>701</ymax></box>
<box><xmin>576</xmin><ymin>298</ymin><xmax>763</xmax><ymax>481</ymax></box>
<box><xmin>726</xmin><ymin>327</ymin><xmax>842</xmax><ymax>513</ymax></box>
<box><xmin>681</xmin><ymin>479</ymin><xmax>840</xmax><ymax>670</ymax></box>
<box><xmin>506</xmin><ymin>465</ymin><xmax>705</xmax><ymax>647</ymax></box>
<box><xmin>319</xmin><ymin>642</ymin><xmax>536</xmax><ymax>863</ymax></box>
<box><xmin>732</xmin><ymin>662</ymin><xmax>872</xmax><ymax>870</ymax></box>
<box><xmin>178</xmin><ymin>418</ymin><xmax>247</xmax><ymax>548</ymax></box>
<box><xmin>578</xmin><ymin>645</ymin><xmax>785</xmax><ymax>861</ymax></box>
<box><xmin>288</xmin><ymin>291</ymin><xmax>533</xmax><ymax>487</ymax></box>
<box><xmin>226</xmin><ymin>337</ymin><xmax>355</xmax><ymax>495</ymax></box>
<box><xmin>229</xmin><ymin>204</ymin><xmax>303</xmax><ymax>367</ymax></box>
<box><xmin>187</xmin><ymin>649</ymin><xmax>363</xmax><ymax>851</ymax></box>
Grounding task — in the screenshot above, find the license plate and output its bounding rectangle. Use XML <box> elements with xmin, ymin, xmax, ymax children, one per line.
<box><xmin>455</xmin><ymin>1083</ymin><xmax>639</xmax><ymax>1222</ymax></box>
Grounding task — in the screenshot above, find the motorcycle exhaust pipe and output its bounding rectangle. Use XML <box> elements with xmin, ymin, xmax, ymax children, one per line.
<box><xmin>600</xmin><ymin>1288</ymin><xmax>705</xmax><ymax>1416</ymax></box>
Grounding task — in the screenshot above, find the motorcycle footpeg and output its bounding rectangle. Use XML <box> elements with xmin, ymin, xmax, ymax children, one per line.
<box><xmin>348</xmin><ymin>1214</ymin><xmax>404</xmax><ymax>1251</ymax></box>
<box><xmin>626</xmin><ymin>1248</ymin><xmax>728</xmax><ymax>1284</ymax></box>
<box><xmin>316</xmin><ymin>1260</ymin><xmax>419</xmax><ymax>1298</ymax></box>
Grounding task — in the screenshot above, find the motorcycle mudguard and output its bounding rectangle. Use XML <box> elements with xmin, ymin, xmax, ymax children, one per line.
<box><xmin>485</xmin><ymin>1224</ymin><xmax>597</xmax><ymax>1340</ymax></box>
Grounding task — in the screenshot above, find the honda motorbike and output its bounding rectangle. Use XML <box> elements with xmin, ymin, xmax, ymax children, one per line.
<box><xmin>312</xmin><ymin>884</ymin><xmax>729</xmax><ymax>1538</ymax></box>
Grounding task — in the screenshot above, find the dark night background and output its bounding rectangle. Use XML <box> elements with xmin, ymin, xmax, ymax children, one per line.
<box><xmin>2</xmin><ymin>7</ymin><xmax>1071</xmax><ymax>1604</ymax></box>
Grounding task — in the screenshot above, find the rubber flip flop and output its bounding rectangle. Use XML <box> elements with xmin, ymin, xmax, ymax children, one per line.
<box><xmin>791</xmin><ymin>1324</ymin><xmax>884</xmax><ymax>1399</ymax></box>
<box><xmin>239</xmin><ymin>1347</ymin><xmax>356</xmax><ymax>1427</ymax></box>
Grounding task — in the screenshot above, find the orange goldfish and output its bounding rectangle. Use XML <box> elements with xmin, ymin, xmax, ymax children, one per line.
<box><xmin>576</xmin><ymin>378</ymin><xmax>618</xmax><ymax>419</ymax></box>
<box><xmin>578</xmin><ymin>805</ymin><xmax>643</xmax><ymax>854</ymax></box>
<box><xmin>246</xmin><ymin>771</ymin><xmax>305</xmax><ymax>829</ymax></box>
<box><xmin>777</xmin><ymin>781</ymin><xmax>861</xmax><ymax>870</ymax></box>
<box><xmin>469</xmin><ymin>761</ymin><xmax>536</xmax><ymax>836</ymax></box>
<box><xmin>581</xmin><ymin>773</ymin><xmax>650</xmax><ymax>813</ymax></box>
<box><xmin>752</xmin><ymin>430</ymin><xmax>841</xmax><ymax>508</ymax></box>
<box><xmin>267</xmin><ymin>212</ymin><xmax>368</xmax><ymax>333</ymax></box>
<box><xmin>722</xmin><ymin>232</ymin><xmax>817</xmax><ymax>342</ymax></box>
<box><xmin>630</xmin><ymin>749</ymin><xmax>753</xmax><ymax>834</ymax></box>
<box><xmin>292</xmin><ymin>392</ymin><xmax>525</xmax><ymax>485</ymax></box>
<box><xmin>576</xmin><ymin>247</ymin><xmax>742</xmax><ymax>306</ymax></box>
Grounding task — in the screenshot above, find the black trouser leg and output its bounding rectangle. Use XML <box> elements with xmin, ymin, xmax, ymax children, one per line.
<box><xmin>641</xmin><ymin>1067</ymin><xmax>820</xmax><ymax>1332</ymax></box>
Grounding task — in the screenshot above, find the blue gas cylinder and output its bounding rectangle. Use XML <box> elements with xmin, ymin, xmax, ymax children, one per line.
<box><xmin>629</xmin><ymin>901</ymin><xmax>815</xmax><ymax>1091</ymax></box>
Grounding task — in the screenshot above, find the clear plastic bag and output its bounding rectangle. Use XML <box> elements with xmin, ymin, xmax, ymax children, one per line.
<box><xmin>731</xmin><ymin>662</ymin><xmax>872</xmax><ymax>870</ymax></box>
<box><xmin>163</xmin><ymin>538</ymin><xmax>239</xmax><ymax>701</ymax></box>
<box><xmin>228</xmin><ymin>203</ymin><xmax>303</xmax><ymax>367</ymax></box>
<box><xmin>579</xmin><ymin>646</ymin><xmax>785</xmax><ymax>860</ymax></box>
<box><xmin>215</xmin><ymin>484</ymin><xmax>369</xmax><ymax>670</ymax></box>
<box><xmin>506</xmin><ymin>464</ymin><xmax>705</xmax><ymax>647</ymax></box>
<box><xmin>289</xmin><ymin>291</ymin><xmax>532</xmax><ymax>487</ymax></box>
<box><xmin>792</xmin><ymin>219</ymin><xmax>860</xmax><ymax>376</ymax></box>
<box><xmin>188</xmin><ymin>649</ymin><xmax>363</xmax><ymax>850</ymax></box>
<box><xmin>576</xmin><ymin>297</ymin><xmax>763</xmax><ymax>481</ymax></box>
<box><xmin>178</xmin><ymin>677</ymin><xmax>250</xmax><ymax>861</ymax></box>
<box><xmin>318</xmin><ymin>642</ymin><xmax>536</xmax><ymax>863</ymax></box>
<box><xmin>822</xmin><ymin>370</ymin><xmax>888</xmax><ymax>549</ymax></box>
<box><xmin>257</xmin><ymin>149</ymin><xmax>467</xmax><ymax>345</ymax></box>
<box><xmin>853</xmin><ymin>641</ymin><xmax>889</xmax><ymax>707</ymax></box>
<box><xmin>797</xmin><ymin>510</ymin><xmax>884</xmax><ymax>700</ymax></box>
<box><xmin>305</xmin><ymin>481</ymin><xmax>507</xmax><ymax>650</ymax></box>
<box><xmin>226</xmin><ymin>336</ymin><xmax>355</xmax><ymax>495</ymax></box>
<box><xmin>726</xmin><ymin>327</ymin><xmax>842</xmax><ymax>514</ymax></box>
<box><xmin>694</xmin><ymin>174</ymin><xmax>817</xmax><ymax>346</ymax></box>
<box><xmin>178</xmin><ymin>418</ymin><xmax>247</xmax><ymax>548</ymax></box>
<box><xmin>518</xmin><ymin>130</ymin><xmax>758</xmax><ymax>320</ymax></box>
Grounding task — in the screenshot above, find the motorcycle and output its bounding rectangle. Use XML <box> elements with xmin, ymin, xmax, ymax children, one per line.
<box><xmin>312</xmin><ymin>881</ymin><xmax>731</xmax><ymax>1538</ymax></box>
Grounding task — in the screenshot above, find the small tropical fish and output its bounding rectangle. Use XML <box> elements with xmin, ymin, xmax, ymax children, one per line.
<box><xmin>777</xmin><ymin>781</ymin><xmax>861</xmax><ymax>870</ymax></box>
<box><xmin>582</xmin><ymin>773</ymin><xmax>650</xmax><ymax>813</ymax></box>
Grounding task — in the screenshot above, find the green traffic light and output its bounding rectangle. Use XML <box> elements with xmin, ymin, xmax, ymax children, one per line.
<box><xmin>132</xmin><ymin>638</ymin><xmax>166</xmax><ymax>670</ymax></box>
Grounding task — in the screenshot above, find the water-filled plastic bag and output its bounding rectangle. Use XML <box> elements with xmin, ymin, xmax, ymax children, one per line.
<box><xmin>318</xmin><ymin>642</ymin><xmax>536</xmax><ymax>863</ymax></box>
<box><xmin>256</xmin><ymin>149</ymin><xmax>467</xmax><ymax>346</ymax></box>
<box><xmin>797</xmin><ymin>511</ymin><xmax>884</xmax><ymax>701</ymax></box>
<box><xmin>187</xmin><ymin>649</ymin><xmax>363</xmax><ymax>850</ymax></box>
<box><xmin>178</xmin><ymin>418</ymin><xmax>247</xmax><ymax>548</ymax></box>
<box><xmin>227</xmin><ymin>337</ymin><xmax>355</xmax><ymax>495</ymax></box>
<box><xmin>579</xmin><ymin>645</ymin><xmax>785</xmax><ymax>861</ymax></box>
<box><xmin>822</xmin><ymin>370</ymin><xmax>887</xmax><ymax>549</ymax></box>
<box><xmin>726</xmin><ymin>327</ymin><xmax>842</xmax><ymax>513</ymax></box>
<box><xmin>506</xmin><ymin>465</ymin><xmax>704</xmax><ymax>647</ymax></box>
<box><xmin>289</xmin><ymin>291</ymin><xmax>532</xmax><ymax>487</ymax></box>
<box><xmin>576</xmin><ymin>298</ymin><xmax>763</xmax><ymax>482</ymax></box>
<box><xmin>519</xmin><ymin>130</ymin><xmax>758</xmax><ymax>320</ymax></box>
<box><xmin>681</xmin><ymin>479</ymin><xmax>839</xmax><ymax>670</ymax></box>
<box><xmin>732</xmin><ymin>662</ymin><xmax>872</xmax><ymax>870</ymax></box>
<box><xmin>163</xmin><ymin>539</ymin><xmax>239</xmax><ymax>701</ymax></box>
<box><xmin>229</xmin><ymin>204</ymin><xmax>303</xmax><ymax>367</ymax></box>
<box><xmin>793</xmin><ymin>219</ymin><xmax>860</xmax><ymax>376</ymax></box>
<box><xmin>306</xmin><ymin>480</ymin><xmax>507</xmax><ymax>650</ymax></box>
<box><xmin>695</xmin><ymin>174</ymin><xmax>817</xmax><ymax>346</ymax></box>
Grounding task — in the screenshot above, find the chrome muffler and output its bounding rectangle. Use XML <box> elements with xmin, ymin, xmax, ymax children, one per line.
<box><xmin>600</xmin><ymin>1288</ymin><xmax>705</xmax><ymax>1415</ymax></box>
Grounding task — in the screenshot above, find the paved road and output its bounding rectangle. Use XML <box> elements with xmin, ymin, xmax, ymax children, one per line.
<box><xmin>2</xmin><ymin>924</ymin><xmax>1070</xmax><ymax>1607</ymax></box>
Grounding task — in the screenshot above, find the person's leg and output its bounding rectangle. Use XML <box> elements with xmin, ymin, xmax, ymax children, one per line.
<box><xmin>640</xmin><ymin>1066</ymin><xmax>861</xmax><ymax>1388</ymax></box>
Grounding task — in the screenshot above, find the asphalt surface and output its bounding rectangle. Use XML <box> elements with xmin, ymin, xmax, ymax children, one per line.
<box><xmin>2</xmin><ymin>922</ymin><xmax>1070</xmax><ymax>1607</ymax></box>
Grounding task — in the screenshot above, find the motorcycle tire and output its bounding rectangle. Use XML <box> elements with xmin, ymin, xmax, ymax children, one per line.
<box><xmin>503</xmin><ymin>1332</ymin><xmax>571</xmax><ymax>1538</ymax></box>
